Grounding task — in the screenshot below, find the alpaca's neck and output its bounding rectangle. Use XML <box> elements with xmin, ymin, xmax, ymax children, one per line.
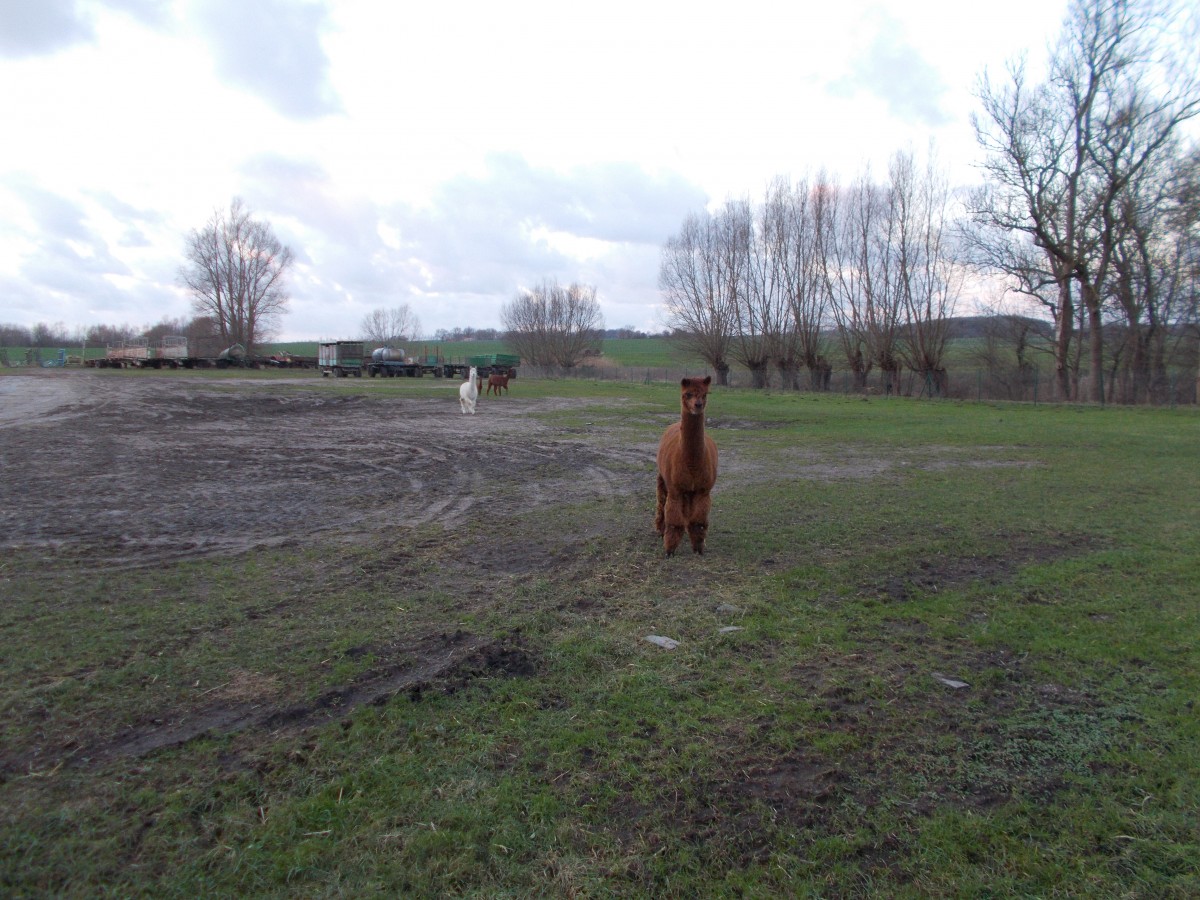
<box><xmin>679</xmin><ymin>410</ymin><xmax>706</xmax><ymax>460</ymax></box>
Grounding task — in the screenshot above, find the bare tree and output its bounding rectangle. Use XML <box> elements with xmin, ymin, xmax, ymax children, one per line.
<box><xmin>0</xmin><ymin>324</ymin><xmax>33</xmax><ymax>346</ymax></box>
<box><xmin>1110</xmin><ymin>143</ymin><xmax>1200</xmax><ymax>401</ymax></box>
<box><xmin>659</xmin><ymin>211</ymin><xmax>735</xmax><ymax>385</ymax></box>
<box><xmin>361</xmin><ymin>305</ymin><xmax>421</xmax><ymax>345</ymax></box>
<box><xmin>800</xmin><ymin>176</ymin><xmax>835</xmax><ymax>390</ymax></box>
<box><xmin>85</xmin><ymin>323</ymin><xmax>140</xmax><ymax>347</ymax></box>
<box><xmin>31</xmin><ymin>321</ymin><xmax>70</xmax><ymax>347</ymax></box>
<box><xmin>501</xmin><ymin>279</ymin><xmax>603</xmax><ymax>367</ymax></box>
<box><xmin>725</xmin><ymin>198</ymin><xmax>777</xmax><ymax>388</ymax></box>
<box><xmin>971</xmin><ymin>43</ymin><xmax>1093</xmax><ymax>401</ymax></box>
<box><xmin>759</xmin><ymin>180</ymin><xmax>802</xmax><ymax>389</ymax></box>
<box><xmin>179</xmin><ymin>198</ymin><xmax>294</xmax><ymax>355</ymax></box>
<box><xmin>142</xmin><ymin>316</ymin><xmax>191</xmax><ymax>345</ymax></box>
<box><xmin>972</xmin><ymin>0</ymin><xmax>1200</xmax><ymax>402</ymax></box>
<box><xmin>824</xmin><ymin>171</ymin><xmax>904</xmax><ymax>392</ymax></box>
<box><xmin>891</xmin><ymin>148</ymin><xmax>963</xmax><ymax>396</ymax></box>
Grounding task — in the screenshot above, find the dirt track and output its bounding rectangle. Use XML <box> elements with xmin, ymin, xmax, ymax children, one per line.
<box><xmin>0</xmin><ymin>371</ymin><xmax>653</xmax><ymax>568</ymax></box>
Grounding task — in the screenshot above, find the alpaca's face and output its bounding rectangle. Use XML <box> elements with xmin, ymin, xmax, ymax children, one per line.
<box><xmin>680</xmin><ymin>377</ymin><xmax>711</xmax><ymax>416</ymax></box>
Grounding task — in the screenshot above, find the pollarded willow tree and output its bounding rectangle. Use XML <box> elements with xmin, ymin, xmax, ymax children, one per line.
<box><xmin>659</xmin><ymin>210</ymin><xmax>736</xmax><ymax>386</ymax></box>
<box><xmin>501</xmin><ymin>279</ymin><xmax>604</xmax><ymax>367</ymax></box>
<box><xmin>891</xmin><ymin>148</ymin><xmax>963</xmax><ymax>396</ymax></box>
<box><xmin>822</xmin><ymin>169</ymin><xmax>904</xmax><ymax>392</ymax></box>
<box><xmin>179</xmin><ymin>198</ymin><xmax>294</xmax><ymax>355</ymax></box>
<box><xmin>759</xmin><ymin>175</ymin><xmax>831</xmax><ymax>390</ymax></box>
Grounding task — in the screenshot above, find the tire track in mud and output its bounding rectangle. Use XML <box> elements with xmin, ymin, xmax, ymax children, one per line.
<box><xmin>25</xmin><ymin>631</ymin><xmax>535</xmax><ymax>771</ymax></box>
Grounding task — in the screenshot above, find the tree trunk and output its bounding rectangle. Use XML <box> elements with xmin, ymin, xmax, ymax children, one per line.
<box><xmin>1086</xmin><ymin>300</ymin><xmax>1104</xmax><ymax>404</ymax></box>
<box><xmin>776</xmin><ymin>362</ymin><xmax>802</xmax><ymax>390</ymax></box>
<box><xmin>1054</xmin><ymin>282</ymin><xmax>1075</xmax><ymax>402</ymax></box>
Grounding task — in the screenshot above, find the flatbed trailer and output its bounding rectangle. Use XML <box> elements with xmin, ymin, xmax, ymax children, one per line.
<box><xmin>91</xmin><ymin>336</ymin><xmax>190</xmax><ymax>369</ymax></box>
<box><xmin>365</xmin><ymin>348</ymin><xmax>519</xmax><ymax>380</ymax></box>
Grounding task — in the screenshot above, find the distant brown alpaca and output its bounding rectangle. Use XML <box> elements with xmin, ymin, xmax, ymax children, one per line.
<box><xmin>655</xmin><ymin>376</ymin><xmax>718</xmax><ymax>556</ymax></box>
<box><xmin>486</xmin><ymin>372</ymin><xmax>509</xmax><ymax>395</ymax></box>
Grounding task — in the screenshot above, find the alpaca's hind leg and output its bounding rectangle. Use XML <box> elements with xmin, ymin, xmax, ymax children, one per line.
<box><xmin>654</xmin><ymin>474</ymin><xmax>667</xmax><ymax>535</ymax></box>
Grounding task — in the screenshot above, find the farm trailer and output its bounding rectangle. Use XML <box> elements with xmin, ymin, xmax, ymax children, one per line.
<box><xmin>319</xmin><ymin>341</ymin><xmax>365</xmax><ymax>377</ymax></box>
<box><xmin>90</xmin><ymin>336</ymin><xmax>190</xmax><ymax>369</ymax></box>
<box><xmin>364</xmin><ymin>347</ymin><xmax>436</xmax><ymax>378</ymax></box>
<box><xmin>466</xmin><ymin>354</ymin><xmax>520</xmax><ymax>379</ymax></box>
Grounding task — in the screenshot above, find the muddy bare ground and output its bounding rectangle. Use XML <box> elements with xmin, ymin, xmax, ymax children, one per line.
<box><xmin>0</xmin><ymin>370</ymin><xmax>651</xmax><ymax>568</ymax></box>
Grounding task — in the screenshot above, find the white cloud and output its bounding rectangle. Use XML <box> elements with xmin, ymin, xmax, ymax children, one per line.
<box><xmin>0</xmin><ymin>0</ymin><xmax>94</xmax><ymax>58</ymax></box>
<box><xmin>190</xmin><ymin>0</ymin><xmax>341</xmax><ymax>119</ymax></box>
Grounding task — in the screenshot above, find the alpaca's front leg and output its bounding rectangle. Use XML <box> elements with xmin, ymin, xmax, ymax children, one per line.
<box><xmin>654</xmin><ymin>474</ymin><xmax>668</xmax><ymax>535</ymax></box>
<box><xmin>688</xmin><ymin>492</ymin><xmax>711</xmax><ymax>553</ymax></box>
<box><xmin>662</xmin><ymin>491</ymin><xmax>687</xmax><ymax>556</ymax></box>
<box><xmin>663</xmin><ymin>524</ymin><xmax>685</xmax><ymax>556</ymax></box>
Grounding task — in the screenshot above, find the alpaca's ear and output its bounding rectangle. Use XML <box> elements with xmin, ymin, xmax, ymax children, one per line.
<box><xmin>702</xmin><ymin>376</ymin><xmax>712</xmax><ymax>386</ymax></box>
<box><xmin>680</xmin><ymin>377</ymin><xmax>690</xmax><ymax>387</ymax></box>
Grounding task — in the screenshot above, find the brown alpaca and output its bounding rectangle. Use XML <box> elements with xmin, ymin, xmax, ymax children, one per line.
<box><xmin>655</xmin><ymin>376</ymin><xmax>718</xmax><ymax>556</ymax></box>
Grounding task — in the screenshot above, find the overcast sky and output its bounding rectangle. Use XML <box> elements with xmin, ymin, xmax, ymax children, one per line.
<box><xmin>0</xmin><ymin>0</ymin><xmax>1069</xmax><ymax>341</ymax></box>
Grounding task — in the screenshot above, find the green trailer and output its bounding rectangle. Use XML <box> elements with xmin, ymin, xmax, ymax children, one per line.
<box><xmin>462</xmin><ymin>354</ymin><xmax>520</xmax><ymax>379</ymax></box>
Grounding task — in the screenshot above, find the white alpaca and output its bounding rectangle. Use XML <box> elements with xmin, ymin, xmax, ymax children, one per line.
<box><xmin>458</xmin><ymin>366</ymin><xmax>479</xmax><ymax>414</ymax></box>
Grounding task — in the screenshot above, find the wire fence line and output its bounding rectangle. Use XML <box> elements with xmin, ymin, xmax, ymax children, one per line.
<box><xmin>519</xmin><ymin>364</ymin><xmax>1200</xmax><ymax>407</ymax></box>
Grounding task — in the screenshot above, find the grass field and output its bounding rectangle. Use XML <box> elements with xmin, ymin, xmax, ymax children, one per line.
<box><xmin>2</xmin><ymin>375</ymin><xmax>1198</xmax><ymax>896</ymax></box>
